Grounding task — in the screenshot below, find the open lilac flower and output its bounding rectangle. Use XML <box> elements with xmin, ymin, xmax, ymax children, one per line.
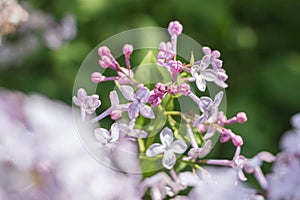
<box><xmin>109</xmin><ymin>91</ymin><xmax>128</xmax><ymax>120</ymax></box>
<box><xmin>120</xmin><ymin>85</ymin><xmax>154</xmax><ymax>119</ymax></box>
<box><xmin>98</xmin><ymin>46</ymin><xmax>118</xmax><ymax>70</ymax></box>
<box><xmin>157</xmin><ymin>41</ymin><xmax>175</xmax><ymax>67</ymax></box>
<box><xmin>146</xmin><ymin>128</ymin><xmax>187</xmax><ymax>169</ymax></box>
<box><xmin>193</xmin><ymin>91</ymin><xmax>223</xmax><ymax>126</ymax></box>
<box><xmin>206</xmin><ymin>146</ymin><xmax>276</xmax><ymax>189</ymax></box>
<box><xmin>94</xmin><ymin>123</ymin><xmax>120</xmax><ymax>151</ymax></box>
<box><xmin>118</xmin><ymin>122</ymin><xmax>147</xmax><ymax>138</ymax></box>
<box><xmin>202</xmin><ymin>46</ymin><xmax>223</xmax><ymax>69</ymax></box>
<box><xmin>243</xmin><ymin>151</ymin><xmax>276</xmax><ymax>189</ymax></box>
<box><xmin>72</xmin><ymin>88</ymin><xmax>101</xmax><ymax>120</ymax></box>
<box><xmin>190</xmin><ymin>60</ymin><xmax>218</xmax><ymax>92</ymax></box>
<box><xmin>140</xmin><ymin>172</ymin><xmax>185</xmax><ymax>200</ymax></box>
<box><xmin>117</xmin><ymin>67</ymin><xmax>135</xmax><ymax>85</ymax></box>
<box><xmin>186</xmin><ymin>140</ymin><xmax>212</xmax><ymax>160</ymax></box>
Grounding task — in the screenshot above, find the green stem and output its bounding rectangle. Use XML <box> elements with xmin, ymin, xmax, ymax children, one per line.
<box><xmin>145</xmin><ymin>95</ymin><xmax>172</xmax><ymax>148</ymax></box>
<box><xmin>138</xmin><ymin>138</ymin><xmax>146</xmax><ymax>153</ymax></box>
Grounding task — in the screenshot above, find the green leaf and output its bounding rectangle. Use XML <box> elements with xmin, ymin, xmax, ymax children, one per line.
<box><xmin>134</xmin><ymin>51</ymin><xmax>171</xmax><ymax>84</ymax></box>
<box><xmin>161</xmin><ymin>94</ymin><xmax>174</xmax><ymax>111</ymax></box>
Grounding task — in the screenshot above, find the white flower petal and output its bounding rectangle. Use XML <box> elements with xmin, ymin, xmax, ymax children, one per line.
<box><xmin>120</xmin><ymin>85</ymin><xmax>135</xmax><ymax>101</ymax></box>
<box><xmin>196</xmin><ymin>76</ymin><xmax>206</xmax><ymax>92</ymax></box>
<box><xmin>94</xmin><ymin>128</ymin><xmax>110</xmax><ymax>144</ymax></box>
<box><xmin>146</xmin><ymin>143</ymin><xmax>164</xmax><ymax>157</ymax></box>
<box><xmin>110</xmin><ymin>123</ymin><xmax>120</xmax><ymax>142</ymax></box>
<box><xmin>163</xmin><ymin>151</ymin><xmax>176</xmax><ymax>169</ymax></box>
<box><xmin>160</xmin><ymin>127</ymin><xmax>174</xmax><ymax>147</ymax></box>
<box><xmin>170</xmin><ymin>140</ymin><xmax>187</xmax><ymax>154</ymax></box>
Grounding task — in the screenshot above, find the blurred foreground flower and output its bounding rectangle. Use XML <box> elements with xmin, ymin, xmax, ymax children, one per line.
<box><xmin>0</xmin><ymin>89</ymin><xmax>140</xmax><ymax>200</ymax></box>
<box><xmin>0</xmin><ymin>0</ymin><xmax>28</xmax><ymax>45</ymax></box>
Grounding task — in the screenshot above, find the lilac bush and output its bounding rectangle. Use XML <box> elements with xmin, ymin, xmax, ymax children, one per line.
<box><xmin>71</xmin><ymin>20</ymin><xmax>299</xmax><ymax>200</ymax></box>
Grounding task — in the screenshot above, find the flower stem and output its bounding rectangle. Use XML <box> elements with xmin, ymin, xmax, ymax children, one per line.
<box><xmin>145</xmin><ymin>95</ymin><xmax>172</xmax><ymax>148</ymax></box>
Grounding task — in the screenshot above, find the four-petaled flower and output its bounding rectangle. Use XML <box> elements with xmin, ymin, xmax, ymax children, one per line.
<box><xmin>146</xmin><ymin>127</ymin><xmax>187</xmax><ymax>169</ymax></box>
<box><xmin>72</xmin><ymin>88</ymin><xmax>101</xmax><ymax>120</ymax></box>
<box><xmin>202</xmin><ymin>46</ymin><xmax>223</xmax><ymax>69</ymax></box>
<box><xmin>186</xmin><ymin>140</ymin><xmax>212</xmax><ymax>160</ymax></box>
<box><xmin>193</xmin><ymin>91</ymin><xmax>223</xmax><ymax>126</ymax></box>
<box><xmin>191</xmin><ymin>60</ymin><xmax>217</xmax><ymax>92</ymax></box>
<box><xmin>120</xmin><ymin>85</ymin><xmax>155</xmax><ymax>119</ymax></box>
<box><xmin>118</xmin><ymin>122</ymin><xmax>148</xmax><ymax>138</ymax></box>
<box><xmin>94</xmin><ymin>123</ymin><xmax>119</xmax><ymax>151</ymax></box>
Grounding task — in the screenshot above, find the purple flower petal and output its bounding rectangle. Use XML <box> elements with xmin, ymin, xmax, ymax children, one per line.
<box><xmin>238</xmin><ymin>169</ymin><xmax>247</xmax><ymax>181</ymax></box>
<box><xmin>257</xmin><ymin>152</ymin><xmax>276</xmax><ymax>163</ymax></box>
<box><xmin>213</xmin><ymin>91</ymin><xmax>223</xmax><ymax>107</ymax></box>
<box><xmin>72</xmin><ymin>96</ymin><xmax>81</xmax><ymax>106</ymax></box>
<box><xmin>199</xmin><ymin>97</ymin><xmax>213</xmax><ymax>112</ymax></box>
<box><xmin>77</xmin><ymin>88</ymin><xmax>87</xmax><ymax>100</ymax></box>
<box><xmin>202</xmin><ymin>69</ymin><xmax>217</xmax><ymax>81</ymax></box>
<box><xmin>109</xmin><ymin>91</ymin><xmax>119</xmax><ymax>106</ymax></box>
<box><xmin>135</xmin><ymin>87</ymin><xmax>150</xmax><ymax>103</ymax></box>
<box><xmin>198</xmin><ymin>140</ymin><xmax>212</xmax><ymax>158</ymax></box>
<box><xmin>170</xmin><ymin>140</ymin><xmax>187</xmax><ymax>154</ymax></box>
<box><xmin>160</xmin><ymin>127</ymin><xmax>174</xmax><ymax>147</ymax></box>
<box><xmin>139</xmin><ymin>104</ymin><xmax>155</xmax><ymax>119</ymax></box>
<box><xmin>120</xmin><ymin>85</ymin><xmax>135</xmax><ymax>101</ymax></box>
<box><xmin>146</xmin><ymin>143</ymin><xmax>164</xmax><ymax>157</ymax></box>
<box><xmin>202</xmin><ymin>47</ymin><xmax>211</xmax><ymax>55</ymax></box>
<box><xmin>128</xmin><ymin>102</ymin><xmax>139</xmax><ymax>119</ymax></box>
<box><xmin>163</xmin><ymin>150</ymin><xmax>176</xmax><ymax>169</ymax></box>
<box><xmin>193</xmin><ymin>114</ymin><xmax>206</xmax><ymax>127</ymax></box>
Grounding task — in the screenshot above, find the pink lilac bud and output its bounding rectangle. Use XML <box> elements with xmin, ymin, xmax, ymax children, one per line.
<box><xmin>123</xmin><ymin>44</ymin><xmax>133</xmax><ymax>67</ymax></box>
<box><xmin>169</xmin><ymin>60</ymin><xmax>183</xmax><ymax>81</ymax></box>
<box><xmin>91</xmin><ymin>72</ymin><xmax>105</xmax><ymax>83</ymax></box>
<box><xmin>110</xmin><ymin>110</ymin><xmax>122</xmax><ymax>120</ymax></box>
<box><xmin>177</xmin><ymin>83</ymin><xmax>191</xmax><ymax>96</ymax></box>
<box><xmin>168</xmin><ymin>21</ymin><xmax>183</xmax><ymax>36</ymax></box>
<box><xmin>197</xmin><ymin>124</ymin><xmax>207</xmax><ymax>133</ymax></box>
<box><xmin>220</xmin><ymin>129</ymin><xmax>232</xmax><ymax>143</ymax></box>
<box><xmin>123</xmin><ymin>44</ymin><xmax>133</xmax><ymax>56</ymax></box>
<box><xmin>217</xmin><ymin>111</ymin><xmax>227</xmax><ymax>125</ymax></box>
<box><xmin>99</xmin><ymin>56</ymin><xmax>116</xmax><ymax>69</ymax></box>
<box><xmin>169</xmin><ymin>60</ymin><xmax>183</xmax><ymax>73</ymax></box>
<box><xmin>236</xmin><ymin>112</ymin><xmax>247</xmax><ymax>123</ymax></box>
<box><xmin>138</xmin><ymin>83</ymin><xmax>145</xmax><ymax>89</ymax></box>
<box><xmin>167</xmin><ymin>85</ymin><xmax>177</xmax><ymax>95</ymax></box>
<box><xmin>232</xmin><ymin>135</ymin><xmax>244</xmax><ymax>147</ymax></box>
<box><xmin>154</xmin><ymin>82</ymin><xmax>166</xmax><ymax>96</ymax></box>
<box><xmin>148</xmin><ymin>94</ymin><xmax>162</xmax><ymax>107</ymax></box>
<box><xmin>98</xmin><ymin>46</ymin><xmax>111</xmax><ymax>56</ymax></box>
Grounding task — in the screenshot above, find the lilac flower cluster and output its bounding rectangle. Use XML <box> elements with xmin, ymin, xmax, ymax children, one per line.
<box><xmin>267</xmin><ymin>113</ymin><xmax>300</xmax><ymax>200</ymax></box>
<box><xmin>72</xmin><ymin>21</ymin><xmax>282</xmax><ymax>200</ymax></box>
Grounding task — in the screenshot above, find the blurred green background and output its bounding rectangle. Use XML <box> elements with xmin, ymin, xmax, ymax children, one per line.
<box><xmin>1</xmin><ymin>0</ymin><xmax>300</xmax><ymax>177</ymax></box>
